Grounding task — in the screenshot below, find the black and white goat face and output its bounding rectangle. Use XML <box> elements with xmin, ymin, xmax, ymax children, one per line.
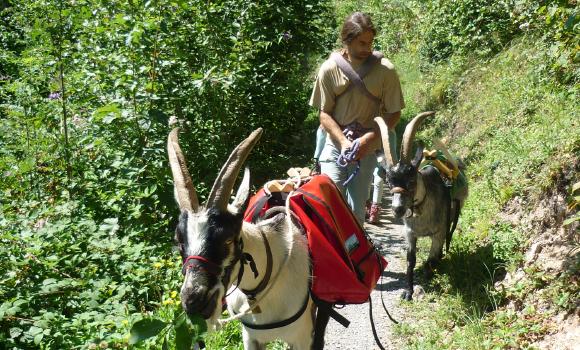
<box><xmin>168</xmin><ymin>128</ymin><xmax>262</xmax><ymax>321</ymax></box>
<box><xmin>175</xmin><ymin>208</ymin><xmax>244</xmax><ymax>319</ymax></box>
<box><xmin>375</xmin><ymin>112</ymin><xmax>432</xmax><ymax>218</ymax></box>
<box><xmin>385</xmin><ymin>147</ymin><xmax>424</xmax><ymax>219</ymax></box>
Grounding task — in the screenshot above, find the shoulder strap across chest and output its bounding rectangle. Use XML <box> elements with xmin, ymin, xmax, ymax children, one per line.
<box><xmin>331</xmin><ymin>51</ymin><xmax>383</xmax><ymax>104</ymax></box>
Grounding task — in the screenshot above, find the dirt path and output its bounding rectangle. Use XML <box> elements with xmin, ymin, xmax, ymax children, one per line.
<box><xmin>324</xmin><ymin>195</ymin><xmax>408</xmax><ymax>349</ymax></box>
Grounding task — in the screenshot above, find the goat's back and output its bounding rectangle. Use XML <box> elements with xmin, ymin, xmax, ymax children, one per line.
<box><xmin>420</xmin><ymin>166</ymin><xmax>450</xmax><ymax>199</ymax></box>
<box><xmin>422</xmin><ymin>161</ymin><xmax>468</xmax><ymax>204</ymax></box>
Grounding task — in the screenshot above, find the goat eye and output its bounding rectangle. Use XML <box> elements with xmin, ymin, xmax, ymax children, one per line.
<box><xmin>225</xmin><ymin>239</ymin><xmax>234</xmax><ymax>245</ymax></box>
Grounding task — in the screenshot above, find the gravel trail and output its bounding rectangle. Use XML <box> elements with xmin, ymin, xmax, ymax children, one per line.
<box><xmin>324</xmin><ymin>194</ymin><xmax>408</xmax><ymax>349</ymax></box>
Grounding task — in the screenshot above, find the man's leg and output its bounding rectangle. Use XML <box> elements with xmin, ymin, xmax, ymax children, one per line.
<box><xmin>368</xmin><ymin>166</ymin><xmax>384</xmax><ymax>224</ymax></box>
<box><xmin>319</xmin><ymin>143</ymin><xmax>347</xmax><ymax>196</ymax></box>
<box><xmin>372</xmin><ymin>166</ymin><xmax>384</xmax><ymax>205</ymax></box>
<box><xmin>346</xmin><ymin>154</ymin><xmax>376</xmax><ymax>224</ymax></box>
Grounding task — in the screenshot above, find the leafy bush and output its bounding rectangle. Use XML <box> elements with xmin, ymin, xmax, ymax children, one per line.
<box><xmin>418</xmin><ymin>0</ymin><xmax>578</xmax><ymax>85</ymax></box>
<box><xmin>534</xmin><ymin>0</ymin><xmax>579</xmax><ymax>84</ymax></box>
<box><xmin>0</xmin><ymin>0</ymin><xmax>335</xmax><ymax>348</ymax></box>
<box><xmin>0</xmin><ymin>199</ymin><xmax>182</xmax><ymax>348</ymax></box>
<box><xmin>419</xmin><ymin>0</ymin><xmax>519</xmax><ymax>64</ymax></box>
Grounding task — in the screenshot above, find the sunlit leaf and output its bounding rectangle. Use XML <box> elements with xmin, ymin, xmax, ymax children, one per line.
<box><xmin>93</xmin><ymin>104</ymin><xmax>121</xmax><ymax>123</ymax></box>
<box><xmin>128</xmin><ymin>318</ymin><xmax>167</xmax><ymax>345</ymax></box>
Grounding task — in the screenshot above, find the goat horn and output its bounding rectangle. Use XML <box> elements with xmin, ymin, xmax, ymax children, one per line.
<box><xmin>231</xmin><ymin>167</ymin><xmax>251</xmax><ymax>211</ymax></box>
<box><xmin>207</xmin><ymin>128</ymin><xmax>263</xmax><ymax>211</ymax></box>
<box><xmin>167</xmin><ymin>128</ymin><xmax>200</xmax><ymax>212</ymax></box>
<box><xmin>374</xmin><ymin>116</ymin><xmax>397</xmax><ymax>166</ymax></box>
<box><xmin>400</xmin><ymin>111</ymin><xmax>435</xmax><ymax>163</ymax></box>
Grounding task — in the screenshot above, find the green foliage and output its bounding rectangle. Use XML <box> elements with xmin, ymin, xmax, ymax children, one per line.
<box><xmin>535</xmin><ymin>0</ymin><xmax>580</xmax><ymax>84</ymax></box>
<box><xmin>128</xmin><ymin>311</ymin><xmax>206</xmax><ymax>349</ymax></box>
<box><xmin>419</xmin><ymin>0</ymin><xmax>519</xmax><ymax>64</ymax></box>
<box><xmin>417</xmin><ymin>0</ymin><xmax>579</xmax><ymax>85</ymax></box>
<box><xmin>0</xmin><ymin>198</ymin><xmax>183</xmax><ymax>348</ymax></box>
<box><xmin>204</xmin><ymin>318</ymin><xmax>244</xmax><ymax>350</ymax></box>
<box><xmin>1</xmin><ymin>0</ymin><xmax>334</xmax><ymax>348</ymax></box>
<box><xmin>481</xmin><ymin>307</ymin><xmax>550</xmax><ymax>349</ymax></box>
<box><xmin>483</xmin><ymin>260</ymin><xmax>579</xmax><ymax>348</ymax></box>
<box><xmin>129</xmin><ymin>318</ymin><xmax>169</xmax><ymax>345</ymax></box>
<box><xmin>488</xmin><ymin>223</ymin><xmax>524</xmax><ymax>267</ymax></box>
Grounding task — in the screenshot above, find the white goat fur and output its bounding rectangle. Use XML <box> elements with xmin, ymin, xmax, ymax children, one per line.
<box><xmin>187</xmin><ymin>202</ymin><xmax>314</xmax><ymax>349</ymax></box>
<box><xmin>226</xmin><ymin>218</ymin><xmax>314</xmax><ymax>349</ymax></box>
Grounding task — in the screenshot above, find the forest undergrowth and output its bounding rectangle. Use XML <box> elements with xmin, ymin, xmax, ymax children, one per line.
<box><xmin>1</xmin><ymin>0</ymin><xmax>578</xmax><ymax>349</ymax></box>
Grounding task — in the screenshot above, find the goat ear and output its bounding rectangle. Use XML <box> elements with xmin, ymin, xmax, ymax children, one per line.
<box><xmin>232</xmin><ymin>167</ymin><xmax>251</xmax><ymax>211</ymax></box>
<box><xmin>411</xmin><ymin>142</ymin><xmax>424</xmax><ymax>168</ymax></box>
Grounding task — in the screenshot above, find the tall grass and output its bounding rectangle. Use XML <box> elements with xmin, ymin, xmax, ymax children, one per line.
<box><xmin>392</xmin><ymin>34</ymin><xmax>578</xmax><ymax>349</ymax></box>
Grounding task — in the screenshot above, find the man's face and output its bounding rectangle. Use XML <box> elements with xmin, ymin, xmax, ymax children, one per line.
<box><xmin>347</xmin><ymin>30</ymin><xmax>374</xmax><ymax>61</ymax></box>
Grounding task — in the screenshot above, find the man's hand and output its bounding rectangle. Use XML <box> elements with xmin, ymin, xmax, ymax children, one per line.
<box><xmin>385</xmin><ymin>111</ymin><xmax>401</xmax><ymax>129</ymax></box>
<box><xmin>354</xmin><ymin>132</ymin><xmax>378</xmax><ymax>160</ymax></box>
<box><xmin>320</xmin><ymin>110</ymin><xmax>353</xmax><ymax>154</ymax></box>
<box><xmin>340</xmin><ymin>138</ymin><xmax>354</xmax><ymax>156</ymax></box>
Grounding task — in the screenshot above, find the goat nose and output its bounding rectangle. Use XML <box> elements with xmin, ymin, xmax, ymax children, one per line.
<box><xmin>181</xmin><ymin>288</ymin><xmax>218</xmax><ymax>319</ymax></box>
<box><xmin>181</xmin><ymin>288</ymin><xmax>202</xmax><ymax>311</ymax></box>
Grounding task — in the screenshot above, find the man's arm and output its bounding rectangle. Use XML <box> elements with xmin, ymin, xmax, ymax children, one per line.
<box><xmin>320</xmin><ymin>110</ymin><xmax>351</xmax><ymax>153</ymax></box>
<box><xmin>320</xmin><ymin>110</ymin><xmax>401</xmax><ymax>160</ymax></box>
<box><xmin>385</xmin><ymin>111</ymin><xmax>401</xmax><ymax>130</ymax></box>
<box><xmin>356</xmin><ymin>111</ymin><xmax>401</xmax><ymax>159</ymax></box>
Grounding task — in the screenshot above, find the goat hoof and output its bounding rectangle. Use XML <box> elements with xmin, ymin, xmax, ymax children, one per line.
<box><xmin>401</xmin><ymin>290</ymin><xmax>413</xmax><ymax>301</ymax></box>
<box><xmin>424</xmin><ymin>260</ymin><xmax>438</xmax><ymax>279</ymax></box>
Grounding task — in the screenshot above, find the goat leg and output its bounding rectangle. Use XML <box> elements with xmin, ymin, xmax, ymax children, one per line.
<box><xmin>425</xmin><ymin>232</ymin><xmax>445</xmax><ymax>279</ymax></box>
<box><xmin>402</xmin><ymin>236</ymin><xmax>417</xmax><ymax>301</ymax></box>
<box><xmin>243</xmin><ymin>333</ymin><xmax>265</xmax><ymax>350</ymax></box>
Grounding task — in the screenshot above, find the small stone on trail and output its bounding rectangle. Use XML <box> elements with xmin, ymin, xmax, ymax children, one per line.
<box><xmin>413</xmin><ymin>285</ymin><xmax>426</xmax><ymax>300</ymax></box>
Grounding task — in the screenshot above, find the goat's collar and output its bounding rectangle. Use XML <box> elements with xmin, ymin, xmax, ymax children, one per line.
<box><xmin>241</xmin><ymin>290</ymin><xmax>310</xmax><ymax>330</ymax></box>
<box><xmin>239</xmin><ymin>230</ymin><xmax>273</xmax><ymax>300</ymax></box>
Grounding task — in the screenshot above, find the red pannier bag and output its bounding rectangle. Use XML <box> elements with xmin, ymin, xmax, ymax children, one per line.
<box><xmin>244</xmin><ymin>174</ymin><xmax>387</xmax><ymax>304</ymax></box>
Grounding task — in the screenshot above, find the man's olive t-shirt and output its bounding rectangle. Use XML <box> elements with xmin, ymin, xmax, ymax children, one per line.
<box><xmin>309</xmin><ymin>54</ymin><xmax>405</xmax><ymax>129</ymax></box>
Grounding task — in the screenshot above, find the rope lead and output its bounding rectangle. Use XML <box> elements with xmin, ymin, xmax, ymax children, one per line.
<box><xmin>336</xmin><ymin>139</ymin><xmax>361</xmax><ymax>186</ymax></box>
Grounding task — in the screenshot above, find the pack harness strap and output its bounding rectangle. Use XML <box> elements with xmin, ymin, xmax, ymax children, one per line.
<box><xmin>240</xmin><ymin>230</ymin><xmax>273</xmax><ymax>300</ymax></box>
<box><xmin>241</xmin><ymin>290</ymin><xmax>310</xmax><ymax>330</ymax></box>
<box><xmin>330</xmin><ymin>51</ymin><xmax>383</xmax><ymax>106</ymax></box>
<box><xmin>221</xmin><ymin>197</ymin><xmax>305</xmax><ymax>328</ymax></box>
<box><xmin>311</xmin><ymin>295</ymin><xmax>351</xmax><ymax>328</ymax></box>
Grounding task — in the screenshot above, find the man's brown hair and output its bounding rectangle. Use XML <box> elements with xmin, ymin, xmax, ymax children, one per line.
<box><xmin>340</xmin><ymin>12</ymin><xmax>377</xmax><ymax>45</ymax></box>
